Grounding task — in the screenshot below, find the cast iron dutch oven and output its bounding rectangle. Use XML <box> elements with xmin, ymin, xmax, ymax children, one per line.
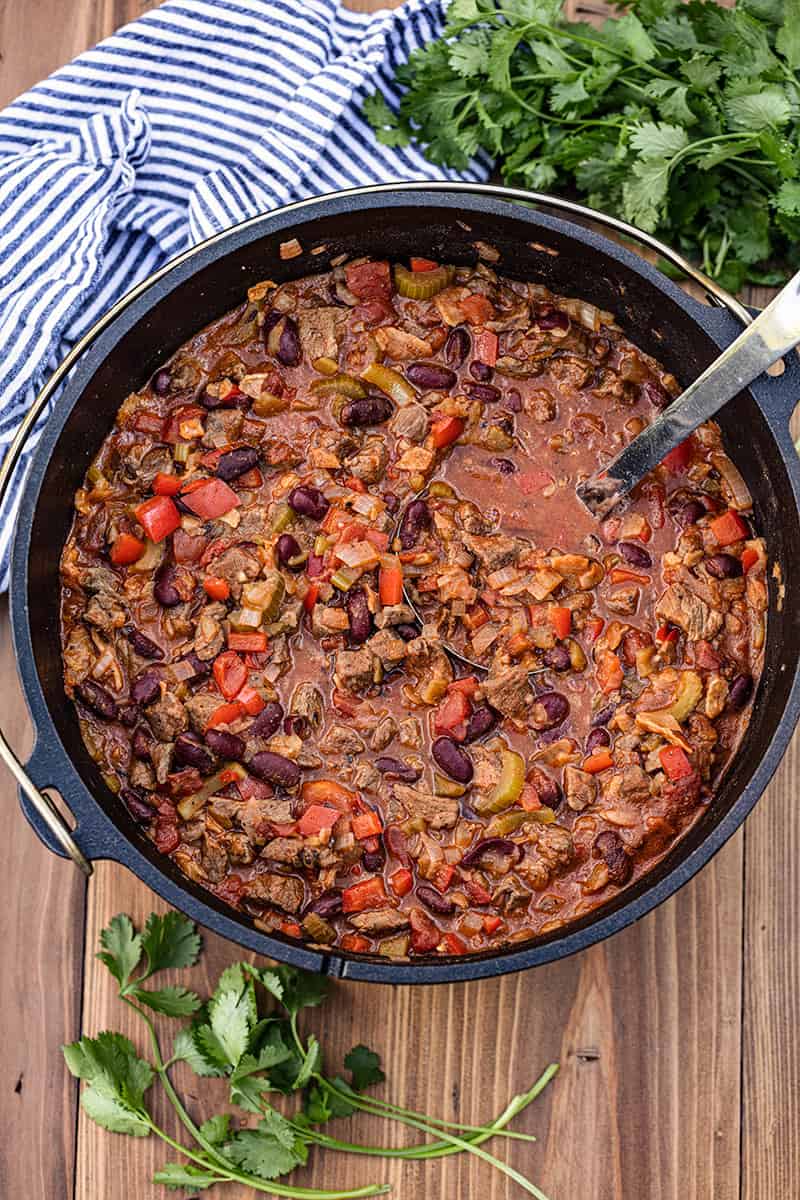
<box><xmin>7</xmin><ymin>183</ymin><xmax>800</xmax><ymax>983</ymax></box>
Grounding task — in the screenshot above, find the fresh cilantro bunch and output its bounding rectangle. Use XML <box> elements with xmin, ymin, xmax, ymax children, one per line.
<box><xmin>64</xmin><ymin>913</ymin><xmax>557</xmax><ymax>1197</ymax></box>
<box><xmin>365</xmin><ymin>0</ymin><xmax>800</xmax><ymax>290</ymax></box>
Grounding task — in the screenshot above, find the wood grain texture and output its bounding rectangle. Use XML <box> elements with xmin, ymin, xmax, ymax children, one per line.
<box><xmin>0</xmin><ymin>0</ymin><xmax>798</xmax><ymax>1198</ymax></box>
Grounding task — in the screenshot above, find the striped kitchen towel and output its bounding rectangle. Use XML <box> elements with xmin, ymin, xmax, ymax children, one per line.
<box><xmin>0</xmin><ymin>0</ymin><xmax>488</xmax><ymax>591</ymax></box>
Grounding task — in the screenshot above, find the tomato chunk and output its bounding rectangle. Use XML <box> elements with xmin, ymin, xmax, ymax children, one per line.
<box><xmin>203</xmin><ymin>575</ymin><xmax>230</xmax><ymax>601</ymax></box>
<box><xmin>550</xmin><ymin>605</ymin><xmax>571</xmax><ymax>639</ymax></box>
<box><xmin>410</xmin><ymin>256</ymin><xmax>438</xmax><ymax>272</ymax></box>
<box><xmin>352</xmin><ymin>810</ymin><xmax>383</xmax><ymax>840</ymax></box>
<box><xmin>741</xmin><ymin>547</ymin><xmax>759</xmax><ymax>573</ymax></box>
<box><xmin>583</xmin><ymin>750</ymin><xmax>614</xmax><ymax>774</ymax></box>
<box><xmin>431</xmin><ymin>415</ymin><xmax>465</xmax><ymax>449</ymax></box>
<box><xmin>596</xmin><ymin>649</ymin><xmax>623</xmax><ymax>695</ymax></box>
<box><xmin>660</xmin><ymin>745</ymin><xmax>694</xmax><ymax>781</ymax></box>
<box><xmin>227</xmin><ymin>632</ymin><xmax>268</xmax><ymax>653</ymax></box>
<box><xmin>237</xmin><ymin>684</ymin><xmax>265</xmax><ymax>716</ymax></box>
<box><xmin>662</xmin><ymin>436</ymin><xmax>693</xmax><ymax>473</ymax></box>
<box><xmin>341</xmin><ymin>934</ymin><xmax>371</xmax><ymax>953</ymax></box>
<box><xmin>710</xmin><ymin>509</ymin><xmax>749</xmax><ymax>546</ymax></box>
<box><xmin>379</xmin><ymin>561</ymin><xmax>403</xmax><ymax>606</ymax></box>
<box><xmin>389</xmin><ymin>868</ymin><xmax>413</xmax><ymax>897</ymax></box>
<box><xmin>213</xmin><ymin>650</ymin><xmax>248</xmax><ymax>700</ymax></box>
<box><xmin>298</xmin><ymin>805</ymin><xmax>340</xmax><ymax>836</ymax></box>
<box><xmin>110</xmin><ymin>532</ymin><xmax>145</xmax><ymax>566</ymax></box>
<box><xmin>434</xmin><ymin>689</ymin><xmax>471</xmax><ymax>741</ymax></box>
<box><xmin>153</xmin><ymin>472</ymin><xmax>183</xmax><ymax>496</ymax></box>
<box><xmin>206</xmin><ymin>700</ymin><xmax>245</xmax><ymax>729</ymax></box>
<box><xmin>301</xmin><ymin>779</ymin><xmax>359</xmax><ymax>812</ymax></box>
<box><xmin>461</xmin><ymin>293</ymin><xmax>495</xmax><ymax>325</ymax></box>
<box><xmin>135</xmin><ymin>495</ymin><xmax>181</xmax><ymax>542</ymax></box>
<box><xmin>181</xmin><ymin>478</ymin><xmax>241</xmax><ymax>519</ymax></box>
<box><xmin>342</xmin><ymin>876</ymin><xmax>387</xmax><ymax>913</ymax></box>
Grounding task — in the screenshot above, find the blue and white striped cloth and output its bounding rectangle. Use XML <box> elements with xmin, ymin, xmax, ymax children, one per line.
<box><xmin>0</xmin><ymin>0</ymin><xmax>487</xmax><ymax>590</ymax></box>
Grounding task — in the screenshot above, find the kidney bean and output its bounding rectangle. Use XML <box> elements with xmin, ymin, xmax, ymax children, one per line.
<box><xmin>151</xmin><ymin>369</ymin><xmax>172</xmax><ymax>396</ymax></box>
<box><xmin>506</xmin><ymin>388</ymin><xmax>522</xmax><ymax>412</ymax></box>
<box><xmin>444</xmin><ymin>326</ymin><xmax>470</xmax><ymax>367</ymax></box>
<box><xmin>277</xmin><ymin>315</ymin><xmax>301</xmax><ymax>366</ymax></box>
<box><xmin>384</xmin><ymin>824</ymin><xmax>410</xmax><ymax>867</ymax></box>
<box><xmin>217</xmin><ymin>445</ymin><xmax>260</xmax><ymax>482</ymax></box>
<box><xmin>341</xmin><ymin>395</ymin><xmax>394</xmax><ymax>427</ymax></box>
<box><xmin>544</xmin><ymin>646</ymin><xmax>571</xmax><ymax>672</ymax></box>
<box><xmin>395</xmin><ymin>623</ymin><xmax>420</xmax><ymax>641</ymax></box>
<box><xmin>464</xmin><ymin>705</ymin><xmax>497</xmax><ymax>743</ymax></box>
<box><xmin>276</xmin><ymin>533</ymin><xmax>304</xmax><ymax>570</ymax></box>
<box><xmin>248</xmin><ymin>750</ymin><xmax>301</xmax><ymax>789</ymax></box>
<box><xmin>126</xmin><ymin>627</ymin><xmax>164</xmax><ymax>660</ymax></box>
<box><xmin>469</xmin><ymin>361</ymin><xmax>494</xmax><ymax>382</ymax></box>
<box><xmin>619</xmin><ymin>540</ymin><xmax>652</xmax><ymax>569</ymax></box>
<box><xmin>363</xmin><ymin>848</ymin><xmax>385</xmax><ymax>873</ymax></box>
<box><xmin>536</xmin><ymin>308</ymin><xmax>569</xmax><ymax>331</ymax></box>
<box><xmin>460</xmin><ymin>837</ymin><xmax>520</xmax><ymax>868</ymax></box>
<box><xmin>132</xmin><ymin>726</ymin><xmax>154</xmax><ymax>760</ymax></box>
<box><xmin>398</xmin><ymin>498</ymin><xmax>430</xmax><ymax>550</ymax></box>
<box><xmin>263</xmin><ymin>309</ymin><xmax>284</xmax><ymax>339</ymax></box>
<box><xmin>641</xmin><ymin>379</ymin><xmax>669</xmax><ymax>409</ymax></box>
<box><xmin>288</xmin><ymin>485</ymin><xmax>329</xmax><ymax>521</ymax></box>
<box><xmin>179</xmin><ymin>650</ymin><xmax>212</xmax><ymax>680</ymax></box>
<box><xmin>117</xmin><ymin>704</ymin><xmax>138</xmax><ymax>728</ymax></box>
<box><xmin>592</xmin><ymin>704</ymin><xmax>615</xmax><ymax>728</ymax></box>
<box><xmin>594</xmin><ymin>830</ymin><xmax>632</xmax><ymax>884</ymax></box>
<box><xmin>464</xmin><ymin>382</ymin><xmax>501</xmax><ymax>404</ymax></box>
<box><xmin>494</xmin><ymin>457</ymin><xmax>516</xmax><ymax>475</ymax></box>
<box><xmin>432</xmin><ymin>736</ymin><xmax>473</xmax><ymax>783</ymax></box>
<box><xmin>121</xmin><ymin>787</ymin><xmax>155</xmax><ymax>823</ymax></box>
<box><xmin>705</xmin><ymin>553</ymin><xmax>743</xmax><ymax>580</ymax></box>
<box><xmin>406</xmin><ymin>362</ymin><xmax>457</xmax><ymax>391</ymax></box>
<box><xmin>672</xmin><ymin>499</ymin><xmax>706</xmax><ymax>528</ymax></box>
<box><xmin>416</xmin><ymin>883</ymin><xmax>456</xmax><ymax>916</ymax></box>
<box><xmin>307</xmin><ymin>891</ymin><xmax>343</xmax><ymax>919</ymax></box>
<box><xmin>132</xmin><ymin>670</ymin><xmax>161</xmax><ymax>707</ymax></box>
<box><xmin>728</xmin><ymin>673</ymin><xmax>754</xmax><ymax>711</ymax></box>
<box><xmin>204</xmin><ymin>728</ymin><xmax>245</xmax><ymax>761</ymax></box>
<box><xmin>154</xmin><ymin>562</ymin><xmax>182</xmax><ymax>607</ymax></box>
<box><xmin>76</xmin><ymin>680</ymin><xmax>118</xmax><ymax>721</ymax></box>
<box><xmin>174</xmin><ymin>732</ymin><xmax>215</xmax><ymax>773</ymax></box>
<box><xmin>346</xmin><ymin>588</ymin><xmax>372</xmax><ymax>644</ymax></box>
<box><xmin>375</xmin><ymin>756</ymin><xmax>421</xmax><ymax>783</ymax></box>
<box><xmin>383</xmin><ymin>491</ymin><xmax>399</xmax><ymax>513</ymax></box>
<box><xmin>586</xmin><ymin>727</ymin><xmax>611</xmax><ymax>753</ymax></box>
<box><xmin>532</xmin><ymin>691</ymin><xmax>570</xmax><ymax>730</ymax></box>
<box><xmin>249</xmin><ymin>701</ymin><xmax>284</xmax><ymax>739</ymax></box>
<box><xmin>528</xmin><ymin>765</ymin><xmax>562</xmax><ymax>810</ymax></box>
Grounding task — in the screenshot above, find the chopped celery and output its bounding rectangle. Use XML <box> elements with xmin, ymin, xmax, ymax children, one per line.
<box><xmin>269</xmin><ymin>503</ymin><xmax>294</xmax><ymax>534</ymax></box>
<box><xmin>379</xmin><ymin>933</ymin><xmax>410</xmax><ymax>958</ymax></box>
<box><xmin>394</xmin><ymin>263</ymin><xmax>455</xmax><ymax>300</ymax></box>
<box><xmin>361</xmin><ymin>363</ymin><xmax>417</xmax><ymax>406</ymax></box>
<box><xmin>177</xmin><ymin>762</ymin><xmax>246</xmax><ymax>821</ymax></box>
<box><xmin>129</xmin><ymin>538</ymin><xmax>164</xmax><ymax>573</ymax></box>
<box><xmin>313</xmin><ymin>534</ymin><xmax>329</xmax><ymax>556</ymax></box>
<box><xmin>434</xmin><ymin>772</ymin><xmax>467</xmax><ymax>798</ymax></box>
<box><xmin>486</xmin><ymin>810</ymin><xmax>530</xmax><ymax>837</ymax></box>
<box><xmin>312</xmin><ymin>356</ymin><xmax>339</xmax><ymax>376</ymax></box>
<box><xmin>475</xmin><ymin>750</ymin><xmax>526</xmax><ymax>815</ymax></box>
<box><xmin>331</xmin><ymin>566</ymin><xmax>358</xmax><ymax>591</ymax></box>
<box><xmin>310</xmin><ymin>373</ymin><xmax>366</xmax><ymax>400</ymax></box>
<box><xmin>669</xmin><ymin>670</ymin><xmax>703</xmax><ymax>722</ymax></box>
<box><xmin>173</xmin><ymin>441</ymin><xmax>191</xmax><ymax>464</ymax></box>
<box><xmin>228</xmin><ymin>606</ymin><xmax>264</xmax><ymax>632</ymax></box>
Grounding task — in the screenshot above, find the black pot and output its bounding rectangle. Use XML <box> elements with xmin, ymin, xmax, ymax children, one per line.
<box><xmin>10</xmin><ymin>184</ymin><xmax>800</xmax><ymax>983</ymax></box>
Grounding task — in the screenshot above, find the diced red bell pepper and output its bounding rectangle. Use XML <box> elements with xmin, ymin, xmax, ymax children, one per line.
<box><xmin>298</xmin><ymin>804</ymin><xmax>341</xmax><ymax>836</ymax></box>
<box><xmin>303</xmin><ymin>582</ymin><xmax>320</xmax><ymax>613</ymax></box>
<box><xmin>432</xmin><ymin>864</ymin><xmax>456</xmax><ymax>893</ymax></box>
<box><xmin>662</xmin><ymin>436</ymin><xmax>693</xmax><ymax>473</ymax></box>
<box><xmin>379</xmin><ymin>562</ymin><xmax>403</xmax><ymax>606</ymax></box>
<box><xmin>341</xmin><ymin>934</ymin><xmax>371</xmax><ymax>953</ymax></box>
<box><xmin>586</xmin><ymin>617</ymin><xmax>605</xmax><ymax>642</ymax></box>
<box><xmin>389</xmin><ymin>868</ymin><xmax>413</xmax><ymax>897</ymax></box>
<box><xmin>301</xmin><ymin>778</ymin><xmax>359</xmax><ymax>812</ymax></box>
<box><xmin>206</xmin><ymin>700</ymin><xmax>245</xmax><ymax>729</ymax></box>
<box><xmin>203</xmin><ymin>575</ymin><xmax>231</xmax><ymax>601</ymax></box>
<box><xmin>710</xmin><ymin>509</ymin><xmax>749</xmax><ymax>546</ymax></box>
<box><xmin>153</xmin><ymin>472</ymin><xmax>183</xmax><ymax>496</ymax></box>
<box><xmin>213</xmin><ymin>650</ymin><xmax>248</xmax><ymax>700</ymax></box>
<box><xmin>281</xmin><ymin>921</ymin><xmax>303</xmax><ymax>939</ymax></box>
<box><xmin>550</xmin><ymin>605</ymin><xmax>572</xmax><ymax>639</ymax></box>
<box><xmin>656</xmin><ymin>623</ymin><xmax>679</xmax><ymax>644</ymax></box>
<box><xmin>583</xmin><ymin>750</ymin><xmax>614</xmax><ymax>774</ymax></box>
<box><xmin>443</xmin><ymin>931</ymin><xmax>468</xmax><ymax>955</ymax></box>
<box><xmin>135</xmin><ymin>495</ymin><xmax>181</xmax><ymax>542</ymax></box>
<box><xmin>448</xmin><ymin>675</ymin><xmax>480</xmax><ymax>697</ymax></box>
<box><xmin>237</xmin><ymin>684</ymin><xmax>265</xmax><ymax>716</ymax></box>
<box><xmin>482</xmin><ymin>914</ymin><xmax>503</xmax><ymax>935</ymax></box>
<box><xmin>352</xmin><ymin>810</ymin><xmax>383</xmax><ymax>840</ymax></box>
<box><xmin>181</xmin><ymin>478</ymin><xmax>241</xmax><ymax>519</ymax></box>
<box><xmin>342</xmin><ymin>876</ymin><xmax>387</xmax><ymax>913</ymax></box>
<box><xmin>409</xmin><ymin>908</ymin><xmax>440</xmax><ymax>954</ymax></box>
<box><xmin>227</xmin><ymin>631</ymin><xmax>268</xmax><ymax>653</ymax></box>
<box><xmin>431</xmin><ymin>415</ymin><xmax>465</xmax><ymax>449</ymax></box>
<box><xmin>741</xmin><ymin>547</ymin><xmax>759</xmax><ymax>573</ymax></box>
<box><xmin>434</xmin><ymin>689</ymin><xmax>472</xmax><ymax>741</ymax></box>
<box><xmin>474</xmin><ymin>330</ymin><xmax>498</xmax><ymax>366</ymax></box>
<box><xmin>365</xmin><ymin>528</ymin><xmax>390</xmax><ymax>551</ymax></box>
<box><xmin>461</xmin><ymin>293</ymin><xmax>495</xmax><ymax>325</ymax></box>
<box><xmin>410</xmin><ymin>256</ymin><xmax>438</xmax><ymax>272</ymax></box>
<box><xmin>464</xmin><ymin>606</ymin><xmax>490</xmax><ymax>633</ymax></box>
<box><xmin>110</xmin><ymin>532</ymin><xmax>145</xmax><ymax>566</ymax></box>
<box><xmin>659</xmin><ymin>745</ymin><xmax>694</xmax><ymax>781</ymax></box>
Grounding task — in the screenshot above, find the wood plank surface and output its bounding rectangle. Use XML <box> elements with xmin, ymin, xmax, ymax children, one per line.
<box><xmin>0</xmin><ymin>2</ymin><xmax>798</xmax><ymax>1200</ymax></box>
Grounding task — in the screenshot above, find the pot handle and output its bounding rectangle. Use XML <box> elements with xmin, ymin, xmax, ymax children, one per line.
<box><xmin>9</xmin><ymin>735</ymin><xmax>93</xmax><ymax>874</ymax></box>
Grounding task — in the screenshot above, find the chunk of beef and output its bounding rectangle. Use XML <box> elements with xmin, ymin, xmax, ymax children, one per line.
<box><xmin>526</xmin><ymin>389</ymin><xmax>556</xmax><ymax>422</ymax></box>
<box><xmin>319</xmin><ymin>723</ymin><xmax>366</xmax><ymax>757</ymax></box>
<box><xmin>193</xmin><ymin>606</ymin><xmax>226</xmax><ymax>661</ymax></box>
<box><xmin>344</xmin><ymin>437</ymin><xmax>388</xmax><ymax>484</ymax></box>
<box><xmin>200</xmin><ymin>832</ymin><xmax>229</xmax><ymax>883</ymax></box>
<box><xmin>390</xmin><ymin>403</ymin><xmax>429</xmax><ymax>442</ymax></box>
<box><xmin>185</xmin><ymin>691</ymin><xmax>221</xmax><ymax>733</ymax></box>
<box><xmin>388</xmin><ymin>783</ymin><xmax>459</xmax><ymax>830</ymax></box>
<box><xmin>533</xmin><ymin>823</ymin><xmax>574</xmax><ymax>872</ymax></box>
<box><xmin>244</xmin><ymin>871</ymin><xmax>304</xmax><ymax>914</ymax></box>
<box><xmin>240</xmin><ymin>796</ymin><xmax>293</xmax><ymax>844</ymax></box>
<box><xmin>366</xmin><ymin>629</ymin><xmax>407</xmax><ymax>671</ymax></box>
<box><xmin>600</xmin><ymin>765</ymin><xmax>651</xmax><ymax>806</ymax></box>
<box><xmin>129</xmin><ymin>758</ymin><xmax>156</xmax><ymax>792</ymax></box>
<box><xmin>373</xmin><ymin>326</ymin><xmax>432</xmax><ymax>361</ymax></box>
<box><xmin>656</xmin><ymin>582</ymin><xmax>722</xmax><ymax>642</ymax></box>
<box><xmin>203</xmin><ymin>408</ymin><xmax>243</xmax><ymax>449</ymax></box>
<box><xmin>594</xmin><ymin>830</ymin><xmax>632</xmax><ymax>885</ymax></box>
<box><xmin>434</xmin><ymin>286</ymin><xmax>471</xmax><ymax>326</ymax></box>
<box><xmin>403</xmin><ymin>636</ymin><xmax>453</xmax><ymax>704</ymax></box>
<box><xmin>208</xmin><ymin>544</ymin><xmax>261</xmax><ymax>600</ymax></box>
<box><xmin>289</xmin><ymin>683</ymin><xmax>324</xmax><ymax>737</ymax></box>
<box><xmin>63</xmin><ymin>625</ymin><xmax>95</xmax><ymax>688</ymax></box>
<box><xmin>207</xmin><ymin>796</ymin><xmax>241</xmax><ymax>827</ymax></box>
<box><xmin>349</xmin><ymin>907</ymin><xmax>410</xmax><ymax>933</ymax></box>
<box><xmin>482</xmin><ymin>666</ymin><xmax>531</xmax><ymax>720</ymax></box>
<box><xmin>492</xmin><ymin>876</ymin><xmax>531</xmax><ymax>913</ymax></box>
<box><xmin>370</xmin><ymin>715</ymin><xmax>397</xmax><ymax>752</ymax></box>
<box><xmin>334</xmin><ymin>647</ymin><xmax>377</xmax><ymax>694</ymax></box>
<box><xmin>151</xmin><ymin>742</ymin><xmax>174</xmax><ymax>784</ymax></box>
<box><xmin>352</xmin><ymin>761</ymin><xmax>382</xmax><ymax>793</ymax></box>
<box><xmin>375</xmin><ymin>604</ymin><xmax>416</xmax><ymax>629</ymax></box>
<box><xmin>121</xmin><ymin>444</ymin><xmax>174</xmax><ymax>488</ymax></box>
<box><xmin>563</xmin><ymin>765</ymin><xmax>597</xmax><ymax>812</ymax></box>
<box><xmin>262</xmin><ymin>837</ymin><xmax>318</xmax><ymax>869</ymax></box>
<box><xmin>297</xmin><ymin>306</ymin><xmax>347</xmax><ymax>362</ymax></box>
<box><xmin>84</xmin><ymin>566</ymin><xmax>120</xmax><ymax>595</ymax></box>
<box><xmin>606</xmin><ymin>585</ymin><xmax>640</xmax><ymax>616</ymax></box>
<box><xmin>84</xmin><ymin>591</ymin><xmax>127</xmax><ymax>634</ymax></box>
<box><xmin>146</xmin><ymin>692</ymin><xmax>188</xmax><ymax>741</ymax></box>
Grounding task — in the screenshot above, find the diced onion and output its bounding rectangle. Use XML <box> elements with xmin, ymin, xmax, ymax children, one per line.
<box><xmin>711</xmin><ymin>452</ymin><xmax>752</xmax><ymax>511</ymax></box>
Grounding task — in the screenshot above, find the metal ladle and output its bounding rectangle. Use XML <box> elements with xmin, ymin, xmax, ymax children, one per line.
<box><xmin>578</xmin><ymin>268</ymin><xmax>800</xmax><ymax>518</ymax></box>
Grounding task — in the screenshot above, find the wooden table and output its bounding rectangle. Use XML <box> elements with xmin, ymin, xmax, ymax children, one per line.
<box><xmin>1</xmin><ymin>3</ymin><xmax>798</xmax><ymax>1198</ymax></box>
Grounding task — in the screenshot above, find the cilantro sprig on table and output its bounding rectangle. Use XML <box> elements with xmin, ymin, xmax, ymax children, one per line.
<box><xmin>365</xmin><ymin>0</ymin><xmax>800</xmax><ymax>291</ymax></box>
<box><xmin>64</xmin><ymin>913</ymin><xmax>557</xmax><ymax>1197</ymax></box>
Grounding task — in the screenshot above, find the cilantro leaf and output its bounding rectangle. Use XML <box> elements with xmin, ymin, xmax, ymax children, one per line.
<box><xmin>171</xmin><ymin>1026</ymin><xmax>226</xmax><ymax>1078</ymax></box>
<box><xmin>777</xmin><ymin>0</ymin><xmax>800</xmax><ymax>69</ymax></box>
<box><xmin>724</xmin><ymin>88</ymin><xmax>792</xmax><ymax>132</ymax></box>
<box><xmin>226</xmin><ymin>1111</ymin><xmax>308</xmax><ymax>1180</ymax></box>
<box><xmin>153</xmin><ymin>1162</ymin><xmax>219</xmax><ymax>1190</ymax></box>
<box><xmin>257</xmin><ymin>966</ymin><xmax>329</xmax><ymax>1017</ymax></box>
<box><xmin>199</xmin><ymin>1114</ymin><xmax>231</xmax><ymax>1146</ymax></box>
<box><xmin>132</xmin><ymin>985</ymin><xmax>202</xmax><ymax>1018</ymax></box>
<box><xmin>629</xmin><ymin>121</ymin><xmax>689</xmax><ymax>159</ymax></box>
<box><xmin>344</xmin><ymin>1045</ymin><xmax>385</xmax><ymax>1092</ymax></box>
<box><xmin>140</xmin><ymin>912</ymin><xmax>201</xmax><ymax>978</ymax></box>
<box><xmin>97</xmin><ymin>915</ymin><xmax>142</xmax><ymax>990</ymax></box>
<box><xmin>621</xmin><ymin>157</ymin><xmax>671</xmax><ymax>232</ymax></box>
<box><xmin>63</xmin><ymin>1032</ymin><xmax>154</xmax><ymax>1137</ymax></box>
<box><xmin>775</xmin><ymin>180</ymin><xmax>800</xmax><ymax>218</ymax></box>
